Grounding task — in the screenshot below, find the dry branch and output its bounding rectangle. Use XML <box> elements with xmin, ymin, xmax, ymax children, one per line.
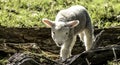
<box><xmin>0</xmin><ymin>26</ymin><xmax>119</xmax><ymax>65</ymax></box>
<box><xmin>64</xmin><ymin>45</ymin><xmax>120</xmax><ymax>65</ymax></box>
<box><xmin>6</xmin><ymin>45</ymin><xmax>120</xmax><ymax>65</ymax></box>
<box><xmin>0</xmin><ymin>26</ymin><xmax>120</xmax><ymax>54</ymax></box>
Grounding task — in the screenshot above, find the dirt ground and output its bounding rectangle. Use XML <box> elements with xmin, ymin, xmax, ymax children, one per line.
<box><xmin>0</xmin><ymin>26</ymin><xmax>120</xmax><ymax>65</ymax></box>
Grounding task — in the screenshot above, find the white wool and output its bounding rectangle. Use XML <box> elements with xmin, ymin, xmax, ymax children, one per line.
<box><xmin>43</xmin><ymin>5</ymin><xmax>94</xmax><ymax>61</ymax></box>
<box><xmin>55</xmin><ymin>22</ymin><xmax>66</xmax><ymax>30</ymax></box>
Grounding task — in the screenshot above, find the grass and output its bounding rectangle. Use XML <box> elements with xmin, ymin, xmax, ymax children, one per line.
<box><xmin>0</xmin><ymin>0</ymin><xmax>120</xmax><ymax>28</ymax></box>
<box><xmin>0</xmin><ymin>58</ymin><xmax>8</xmax><ymax>65</ymax></box>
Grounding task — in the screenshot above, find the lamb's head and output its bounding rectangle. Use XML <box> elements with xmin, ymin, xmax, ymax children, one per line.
<box><xmin>42</xmin><ymin>18</ymin><xmax>79</xmax><ymax>47</ymax></box>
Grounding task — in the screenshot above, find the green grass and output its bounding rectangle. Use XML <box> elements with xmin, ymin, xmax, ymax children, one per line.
<box><xmin>107</xmin><ymin>61</ymin><xmax>120</xmax><ymax>65</ymax></box>
<box><xmin>0</xmin><ymin>58</ymin><xmax>8</xmax><ymax>65</ymax></box>
<box><xmin>0</xmin><ymin>0</ymin><xmax>120</xmax><ymax>28</ymax></box>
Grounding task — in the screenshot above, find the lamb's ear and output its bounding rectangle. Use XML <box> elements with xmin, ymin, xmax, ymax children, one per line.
<box><xmin>66</xmin><ymin>20</ymin><xmax>79</xmax><ymax>28</ymax></box>
<box><xmin>42</xmin><ymin>18</ymin><xmax>54</xmax><ymax>28</ymax></box>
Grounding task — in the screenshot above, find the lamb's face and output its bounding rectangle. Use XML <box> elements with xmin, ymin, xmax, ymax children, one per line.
<box><xmin>51</xmin><ymin>22</ymin><xmax>70</xmax><ymax>47</ymax></box>
<box><xmin>42</xmin><ymin>18</ymin><xmax>79</xmax><ymax>47</ymax></box>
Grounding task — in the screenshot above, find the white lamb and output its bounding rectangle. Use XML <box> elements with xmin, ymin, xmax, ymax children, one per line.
<box><xmin>42</xmin><ymin>5</ymin><xmax>94</xmax><ymax>61</ymax></box>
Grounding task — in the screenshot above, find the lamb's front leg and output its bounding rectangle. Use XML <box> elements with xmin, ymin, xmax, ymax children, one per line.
<box><xmin>60</xmin><ymin>36</ymin><xmax>76</xmax><ymax>61</ymax></box>
<box><xmin>60</xmin><ymin>46</ymin><xmax>71</xmax><ymax>61</ymax></box>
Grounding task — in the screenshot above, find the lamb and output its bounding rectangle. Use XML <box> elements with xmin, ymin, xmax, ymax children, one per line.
<box><xmin>42</xmin><ymin>5</ymin><xmax>94</xmax><ymax>61</ymax></box>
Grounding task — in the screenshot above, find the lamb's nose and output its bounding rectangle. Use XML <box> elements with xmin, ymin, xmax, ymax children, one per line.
<box><xmin>58</xmin><ymin>42</ymin><xmax>62</xmax><ymax>46</ymax></box>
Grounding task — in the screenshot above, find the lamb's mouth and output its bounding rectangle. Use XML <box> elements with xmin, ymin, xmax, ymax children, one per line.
<box><xmin>56</xmin><ymin>43</ymin><xmax>63</xmax><ymax>47</ymax></box>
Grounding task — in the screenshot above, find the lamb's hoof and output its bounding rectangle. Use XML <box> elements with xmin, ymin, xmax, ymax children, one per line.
<box><xmin>55</xmin><ymin>57</ymin><xmax>66</xmax><ymax>63</ymax></box>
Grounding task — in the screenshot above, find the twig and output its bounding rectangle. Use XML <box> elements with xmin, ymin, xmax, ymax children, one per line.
<box><xmin>112</xmin><ymin>48</ymin><xmax>117</xmax><ymax>61</ymax></box>
<box><xmin>112</xmin><ymin>48</ymin><xmax>119</xmax><ymax>65</ymax></box>
<box><xmin>91</xmin><ymin>30</ymin><xmax>105</xmax><ymax>50</ymax></box>
<box><xmin>85</xmin><ymin>58</ymin><xmax>91</xmax><ymax>65</ymax></box>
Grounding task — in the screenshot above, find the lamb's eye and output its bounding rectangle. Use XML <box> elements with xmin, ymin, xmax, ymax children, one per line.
<box><xmin>66</xmin><ymin>32</ymin><xmax>68</xmax><ymax>35</ymax></box>
<box><xmin>53</xmin><ymin>32</ymin><xmax>55</xmax><ymax>34</ymax></box>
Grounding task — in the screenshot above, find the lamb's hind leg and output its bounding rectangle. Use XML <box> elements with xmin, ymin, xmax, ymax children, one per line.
<box><xmin>83</xmin><ymin>28</ymin><xmax>93</xmax><ymax>51</ymax></box>
<box><xmin>78</xmin><ymin>32</ymin><xmax>84</xmax><ymax>42</ymax></box>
